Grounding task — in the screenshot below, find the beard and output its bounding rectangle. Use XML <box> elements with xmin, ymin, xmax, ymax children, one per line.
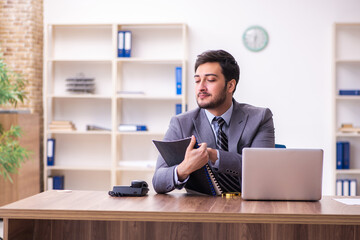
<box><xmin>196</xmin><ymin>84</ymin><xmax>227</xmax><ymax>109</ymax></box>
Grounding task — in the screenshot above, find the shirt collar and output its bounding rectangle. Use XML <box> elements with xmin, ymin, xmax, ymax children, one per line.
<box><xmin>204</xmin><ymin>102</ymin><xmax>233</xmax><ymax>126</ymax></box>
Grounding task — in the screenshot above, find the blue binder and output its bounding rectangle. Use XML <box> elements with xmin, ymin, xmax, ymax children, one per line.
<box><xmin>53</xmin><ymin>175</ymin><xmax>64</xmax><ymax>190</ymax></box>
<box><xmin>176</xmin><ymin>67</ymin><xmax>182</xmax><ymax>95</ymax></box>
<box><xmin>339</xmin><ymin>90</ymin><xmax>360</xmax><ymax>95</ymax></box>
<box><xmin>336</xmin><ymin>142</ymin><xmax>343</xmax><ymax>169</ymax></box>
<box><xmin>47</xmin><ymin>138</ymin><xmax>55</xmax><ymax>166</ymax></box>
<box><xmin>176</xmin><ymin>104</ymin><xmax>182</xmax><ymax>115</ymax></box>
<box><xmin>118</xmin><ymin>31</ymin><xmax>125</xmax><ymax>57</ymax></box>
<box><xmin>176</xmin><ymin>104</ymin><xmax>188</xmax><ymax>115</ymax></box>
<box><xmin>343</xmin><ymin>141</ymin><xmax>350</xmax><ymax>169</ymax></box>
<box><xmin>124</xmin><ymin>31</ymin><xmax>132</xmax><ymax>57</ymax></box>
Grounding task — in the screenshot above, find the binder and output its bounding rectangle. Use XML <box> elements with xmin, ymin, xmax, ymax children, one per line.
<box><xmin>175</xmin><ymin>104</ymin><xmax>188</xmax><ymax>115</ymax></box>
<box><xmin>336</xmin><ymin>141</ymin><xmax>343</xmax><ymax>169</ymax></box>
<box><xmin>53</xmin><ymin>175</ymin><xmax>64</xmax><ymax>190</ymax></box>
<box><xmin>339</xmin><ymin>90</ymin><xmax>360</xmax><ymax>95</ymax></box>
<box><xmin>176</xmin><ymin>67</ymin><xmax>182</xmax><ymax>95</ymax></box>
<box><xmin>153</xmin><ymin>137</ymin><xmax>222</xmax><ymax>196</ymax></box>
<box><xmin>118</xmin><ymin>31</ymin><xmax>125</xmax><ymax>57</ymax></box>
<box><xmin>47</xmin><ymin>138</ymin><xmax>55</xmax><ymax>166</ymax></box>
<box><xmin>350</xmin><ymin>179</ymin><xmax>357</xmax><ymax>196</ymax></box>
<box><xmin>124</xmin><ymin>31</ymin><xmax>132</xmax><ymax>57</ymax></box>
<box><xmin>343</xmin><ymin>141</ymin><xmax>350</xmax><ymax>169</ymax></box>
<box><xmin>336</xmin><ymin>179</ymin><xmax>343</xmax><ymax>196</ymax></box>
<box><xmin>343</xmin><ymin>179</ymin><xmax>350</xmax><ymax>196</ymax></box>
<box><xmin>176</xmin><ymin>104</ymin><xmax>182</xmax><ymax>115</ymax></box>
<box><xmin>118</xmin><ymin>124</ymin><xmax>147</xmax><ymax>132</ymax></box>
<box><xmin>47</xmin><ymin>176</ymin><xmax>53</xmax><ymax>190</ymax></box>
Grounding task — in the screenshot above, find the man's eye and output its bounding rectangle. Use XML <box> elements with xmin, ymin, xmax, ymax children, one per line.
<box><xmin>208</xmin><ymin>79</ymin><xmax>216</xmax><ymax>82</ymax></box>
<box><xmin>194</xmin><ymin>79</ymin><xmax>200</xmax><ymax>83</ymax></box>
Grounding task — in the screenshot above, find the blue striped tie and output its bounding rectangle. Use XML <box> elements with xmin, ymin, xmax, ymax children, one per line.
<box><xmin>214</xmin><ymin>117</ymin><xmax>241</xmax><ymax>193</ymax></box>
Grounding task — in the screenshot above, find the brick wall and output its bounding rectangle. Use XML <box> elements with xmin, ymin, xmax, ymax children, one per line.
<box><xmin>0</xmin><ymin>0</ymin><xmax>44</xmax><ymax>189</ymax></box>
<box><xmin>0</xmin><ymin>0</ymin><xmax>43</xmax><ymax>114</ymax></box>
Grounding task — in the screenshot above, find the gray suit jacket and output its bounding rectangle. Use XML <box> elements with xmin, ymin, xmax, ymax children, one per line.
<box><xmin>152</xmin><ymin>99</ymin><xmax>275</xmax><ymax>194</ymax></box>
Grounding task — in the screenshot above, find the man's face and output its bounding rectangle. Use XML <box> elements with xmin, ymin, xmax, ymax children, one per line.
<box><xmin>194</xmin><ymin>62</ymin><xmax>228</xmax><ymax>110</ymax></box>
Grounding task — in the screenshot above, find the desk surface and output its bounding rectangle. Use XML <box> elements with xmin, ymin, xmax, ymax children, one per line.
<box><xmin>1</xmin><ymin>190</ymin><xmax>360</xmax><ymax>225</ymax></box>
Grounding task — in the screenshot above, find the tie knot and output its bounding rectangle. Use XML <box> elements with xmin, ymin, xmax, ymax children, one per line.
<box><xmin>214</xmin><ymin>117</ymin><xmax>225</xmax><ymax>128</ymax></box>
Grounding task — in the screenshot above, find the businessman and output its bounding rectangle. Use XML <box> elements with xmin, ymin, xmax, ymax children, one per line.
<box><xmin>152</xmin><ymin>50</ymin><xmax>275</xmax><ymax>194</ymax></box>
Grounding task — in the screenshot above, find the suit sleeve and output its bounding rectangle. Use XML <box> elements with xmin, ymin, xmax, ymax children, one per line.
<box><xmin>217</xmin><ymin>108</ymin><xmax>275</xmax><ymax>178</ymax></box>
<box><xmin>152</xmin><ymin>117</ymin><xmax>185</xmax><ymax>194</ymax></box>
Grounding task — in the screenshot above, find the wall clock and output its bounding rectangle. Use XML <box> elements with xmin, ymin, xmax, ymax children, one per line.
<box><xmin>243</xmin><ymin>26</ymin><xmax>269</xmax><ymax>52</ymax></box>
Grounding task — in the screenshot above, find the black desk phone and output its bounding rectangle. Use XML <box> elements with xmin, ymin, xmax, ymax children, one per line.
<box><xmin>108</xmin><ymin>180</ymin><xmax>149</xmax><ymax>197</ymax></box>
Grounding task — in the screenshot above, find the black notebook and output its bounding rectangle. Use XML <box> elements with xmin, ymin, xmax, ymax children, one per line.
<box><xmin>153</xmin><ymin>137</ymin><xmax>222</xmax><ymax>196</ymax></box>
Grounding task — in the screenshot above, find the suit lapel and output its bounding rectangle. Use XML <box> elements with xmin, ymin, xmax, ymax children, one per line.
<box><xmin>193</xmin><ymin>109</ymin><xmax>217</xmax><ymax>148</ymax></box>
<box><xmin>228</xmin><ymin>102</ymin><xmax>248</xmax><ymax>153</ymax></box>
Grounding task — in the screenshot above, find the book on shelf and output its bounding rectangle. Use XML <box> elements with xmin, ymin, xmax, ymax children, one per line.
<box><xmin>339</xmin><ymin>90</ymin><xmax>360</xmax><ymax>96</ymax></box>
<box><xmin>152</xmin><ymin>137</ymin><xmax>222</xmax><ymax>196</ymax></box>
<box><xmin>336</xmin><ymin>141</ymin><xmax>350</xmax><ymax>169</ymax></box>
<box><xmin>47</xmin><ymin>176</ymin><xmax>64</xmax><ymax>190</ymax></box>
<box><xmin>176</xmin><ymin>104</ymin><xmax>188</xmax><ymax>115</ymax></box>
<box><xmin>176</xmin><ymin>67</ymin><xmax>182</xmax><ymax>95</ymax></box>
<box><xmin>336</xmin><ymin>179</ymin><xmax>357</xmax><ymax>196</ymax></box>
<box><xmin>118</xmin><ymin>30</ymin><xmax>132</xmax><ymax>58</ymax></box>
<box><xmin>86</xmin><ymin>125</ymin><xmax>111</xmax><ymax>131</ymax></box>
<box><xmin>47</xmin><ymin>138</ymin><xmax>55</xmax><ymax>166</ymax></box>
<box><xmin>339</xmin><ymin>123</ymin><xmax>360</xmax><ymax>134</ymax></box>
<box><xmin>49</xmin><ymin>120</ymin><xmax>76</xmax><ymax>131</ymax></box>
<box><xmin>124</xmin><ymin>31</ymin><xmax>132</xmax><ymax>57</ymax></box>
<box><xmin>118</xmin><ymin>124</ymin><xmax>147</xmax><ymax>132</ymax></box>
<box><xmin>118</xmin><ymin>31</ymin><xmax>125</xmax><ymax>57</ymax></box>
<box><xmin>66</xmin><ymin>73</ymin><xmax>95</xmax><ymax>94</ymax></box>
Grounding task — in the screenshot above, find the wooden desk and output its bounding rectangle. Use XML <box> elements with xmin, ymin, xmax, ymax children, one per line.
<box><xmin>1</xmin><ymin>190</ymin><xmax>360</xmax><ymax>240</ymax></box>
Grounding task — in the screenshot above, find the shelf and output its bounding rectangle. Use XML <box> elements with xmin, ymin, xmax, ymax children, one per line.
<box><xmin>117</xmin><ymin>94</ymin><xmax>182</xmax><ymax>100</ymax></box>
<box><xmin>336</xmin><ymin>132</ymin><xmax>360</xmax><ymax>137</ymax></box>
<box><xmin>336</xmin><ymin>59</ymin><xmax>360</xmax><ymax>63</ymax></box>
<box><xmin>119</xmin><ymin>23</ymin><xmax>185</xmax><ymax>28</ymax></box>
<box><xmin>47</xmin><ymin>165</ymin><xmax>111</xmax><ymax>171</ymax></box>
<box><xmin>48</xmin><ymin>59</ymin><xmax>113</xmax><ymax>62</ymax></box>
<box><xmin>48</xmin><ymin>94</ymin><xmax>112</xmax><ymax>99</ymax></box>
<box><xmin>44</xmin><ymin>23</ymin><xmax>187</xmax><ymax>190</ymax></box>
<box><xmin>117</xmin><ymin>131</ymin><xmax>164</xmax><ymax>136</ymax></box>
<box><xmin>117</xmin><ymin>58</ymin><xmax>183</xmax><ymax>64</ymax></box>
<box><xmin>336</xmin><ymin>169</ymin><xmax>360</xmax><ymax>174</ymax></box>
<box><xmin>336</xmin><ymin>95</ymin><xmax>360</xmax><ymax>100</ymax></box>
<box><xmin>48</xmin><ymin>130</ymin><xmax>112</xmax><ymax>135</ymax></box>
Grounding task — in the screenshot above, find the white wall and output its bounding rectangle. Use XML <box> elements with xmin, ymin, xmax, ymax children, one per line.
<box><xmin>44</xmin><ymin>0</ymin><xmax>360</xmax><ymax>195</ymax></box>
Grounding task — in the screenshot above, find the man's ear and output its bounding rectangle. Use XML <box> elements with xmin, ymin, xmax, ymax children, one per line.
<box><xmin>227</xmin><ymin>79</ymin><xmax>236</xmax><ymax>94</ymax></box>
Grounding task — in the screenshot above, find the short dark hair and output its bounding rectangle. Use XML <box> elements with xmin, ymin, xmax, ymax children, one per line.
<box><xmin>194</xmin><ymin>50</ymin><xmax>240</xmax><ymax>92</ymax></box>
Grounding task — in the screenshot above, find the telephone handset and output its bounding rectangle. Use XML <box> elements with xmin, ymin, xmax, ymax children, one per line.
<box><xmin>108</xmin><ymin>180</ymin><xmax>149</xmax><ymax>197</ymax></box>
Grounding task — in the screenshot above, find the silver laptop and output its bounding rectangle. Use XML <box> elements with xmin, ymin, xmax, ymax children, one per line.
<box><xmin>241</xmin><ymin>148</ymin><xmax>323</xmax><ymax>201</ymax></box>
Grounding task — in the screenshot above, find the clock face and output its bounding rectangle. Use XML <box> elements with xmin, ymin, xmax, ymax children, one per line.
<box><xmin>243</xmin><ymin>26</ymin><xmax>269</xmax><ymax>52</ymax></box>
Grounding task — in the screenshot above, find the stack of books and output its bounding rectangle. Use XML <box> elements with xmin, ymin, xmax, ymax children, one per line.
<box><xmin>66</xmin><ymin>73</ymin><xmax>95</xmax><ymax>94</ymax></box>
<box><xmin>339</xmin><ymin>123</ymin><xmax>360</xmax><ymax>134</ymax></box>
<box><xmin>49</xmin><ymin>120</ymin><xmax>76</xmax><ymax>131</ymax></box>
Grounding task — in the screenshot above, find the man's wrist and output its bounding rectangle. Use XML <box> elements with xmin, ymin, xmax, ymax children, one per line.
<box><xmin>177</xmin><ymin>163</ymin><xmax>190</xmax><ymax>182</ymax></box>
<box><xmin>208</xmin><ymin>148</ymin><xmax>218</xmax><ymax>164</ymax></box>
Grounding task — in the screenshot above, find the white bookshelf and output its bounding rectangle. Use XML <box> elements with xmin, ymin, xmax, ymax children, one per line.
<box><xmin>44</xmin><ymin>23</ymin><xmax>187</xmax><ymax>191</ymax></box>
<box><xmin>333</xmin><ymin>23</ymin><xmax>360</xmax><ymax>195</ymax></box>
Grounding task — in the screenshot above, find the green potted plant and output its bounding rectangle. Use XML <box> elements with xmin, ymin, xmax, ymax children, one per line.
<box><xmin>0</xmin><ymin>56</ymin><xmax>29</xmax><ymax>182</ymax></box>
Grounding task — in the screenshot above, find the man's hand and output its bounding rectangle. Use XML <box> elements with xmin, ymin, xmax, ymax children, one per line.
<box><xmin>177</xmin><ymin>135</ymin><xmax>209</xmax><ymax>181</ymax></box>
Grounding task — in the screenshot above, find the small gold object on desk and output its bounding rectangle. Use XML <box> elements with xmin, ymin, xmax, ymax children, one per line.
<box><xmin>221</xmin><ymin>192</ymin><xmax>241</xmax><ymax>198</ymax></box>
